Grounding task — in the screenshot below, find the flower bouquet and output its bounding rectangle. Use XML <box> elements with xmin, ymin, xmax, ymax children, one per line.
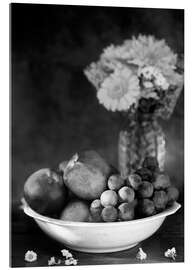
<box><xmin>84</xmin><ymin>35</ymin><xmax>184</xmax><ymax>177</ymax></box>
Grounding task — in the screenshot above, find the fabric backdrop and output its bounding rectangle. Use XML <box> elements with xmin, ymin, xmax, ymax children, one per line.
<box><xmin>11</xmin><ymin>4</ymin><xmax>184</xmax><ymax>204</ymax></box>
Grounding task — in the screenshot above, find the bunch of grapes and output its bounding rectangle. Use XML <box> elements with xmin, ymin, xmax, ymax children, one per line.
<box><xmin>89</xmin><ymin>156</ymin><xmax>179</xmax><ymax>222</ymax></box>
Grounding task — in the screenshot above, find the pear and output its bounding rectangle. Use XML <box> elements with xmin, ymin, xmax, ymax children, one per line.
<box><xmin>78</xmin><ymin>150</ymin><xmax>112</xmax><ymax>177</ymax></box>
<box><xmin>59</xmin><ymin>151</ymin><xmax>111</xmax><ymax>200</ymax></box>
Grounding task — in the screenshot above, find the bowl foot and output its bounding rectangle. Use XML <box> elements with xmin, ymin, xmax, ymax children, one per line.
<box><xmin>64</xmin><ymin>242</ymin><xmax>139</xmax><ymax>253</ymax></box>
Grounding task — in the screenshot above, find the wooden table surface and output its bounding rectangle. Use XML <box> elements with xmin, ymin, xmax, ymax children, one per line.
<box><xmin>11</xmin><ymin>204</ymin><xmax>184</xmax><ymax>267</ymax></box>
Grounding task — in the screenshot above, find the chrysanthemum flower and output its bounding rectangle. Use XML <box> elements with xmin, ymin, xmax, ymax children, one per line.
<box><xmin>125</xmin><ymin>35</ymin><xmax>177</xmax><ymax>72</ymax></box>
<box><xmin>97</xmin><ymin>67</ymin><xmax>140</xmax><ymax>111</ymax></box>
<box><xmin>24</xmin><ymin>250</ymin><xmax>37</xmax><ymax>262</ymax></box>
<box><xmin>102</xmin><ymin>44</ymin><xmax>131</xmax><ymax>60</ymax></box>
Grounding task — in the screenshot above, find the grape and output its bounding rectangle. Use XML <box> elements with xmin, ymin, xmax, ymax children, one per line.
<box><xmin>137</xmin><ymin>199</ymin><xmax>156</xmax><ymax>217</ymax></box>
<box><xmin>153</xmin><ymin>190</ymin><xmax>168</xmax><ymax>211</ymax></box>
<box><xmin>166</xmin><ymin>186</ymin><xmax>179</xmax><ymax>204</ymax></box>
<box><xmin>108</xmin><ymin>174</ymin><xmax>125</xmax><ymax>191</ymax></box>
<box><xmin>142</xmin><ymin>156</ymin><xmax>159</xmax><ymax>172</ymax></box>
<box><xmin>90</xmin><ymin>207</ymin><xmax>103</xmax><ymax>222</ymax></box>
<box><xmin>90</xmin><ymin>199</ymin><xmax>102</xmax><ymax>222</ymax></box>
<box><xmin>137</xmin><ymin>181</ymin><xmax>154</xmax><ymax>198</ymax></box>
<box><xmin>127</xmin><ymin>174</ymin><xmax>142</xmax><ymax>190</ymax></box>
<box><xmin>118</xmin><ymin>203</ymin><xmax>135</xmax><ymax>221</ymax></box>
<box><xmin>135</xmin><ymin>168</ymin><xmax>153</xmax><ymax>182</ymax></box>
<box><xmin>118</xmin><ymin>186</ymin><xmax>135</xmax><ymax>203</ymax></box>
<box><xmin>90</xmin><ymin>199</ymin><xmax>102</xmax><ymax>209</ymax></box>
<box><xmin>101</xmin><ymin>206</ymin><xmax>118</xmax><ymax>222</ymax></box>
<box><xmin>100</xmin><ymin>190</ymin><xmax>118</xmax><ymax>207</ymax></box>
<box><xmin>153</xmin><ymin>173</ymin><xmax>171</xmax><ymax>190</ymax></box>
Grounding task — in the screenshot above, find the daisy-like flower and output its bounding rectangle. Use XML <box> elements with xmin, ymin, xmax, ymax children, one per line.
<box><xmin>102</xmin><ymin>44</ymin><xmax>131</xmax><ymax>61</ymax></box>
<box><xmin>125</xmin><ymin>35</ymin><xmax>177</xmax><ymax>73</ymax></box>
<box><xmin>138</xmin><ymin>65</ymin><xmax>158</xmax><ymax>80</ymax></box>
<box><xmin>24</xmin><ymin>250</ymin><xmax>37</xmax><ymax>262</ymax></box>
<box><xmin>139</xmin><ymin>65</ymin><xmax>169</xmax><ymax>90</ymax></box>
<box><xmin>48</xmin><ymin>256</ymin><xmax>61</xmax><ymax>266</ymax></box>
<box><xmin>136</xmin><ymin>247</ymin><xmax>147</xmax><ymax>261</ymax></box>
<box><xmin>97</xmin><ymin>67</ymin><xmax>140</xmax><ymax>111</ymax></box>
<box><xmin>154</xmin><ymin>74</ymin><xmax>169</xmax><ymax>90</ymax></box>
<box><xmin>143</xmin><ymin>81</ymin><xmax>154</xmax><ymax>89</ymax></box>
<box><xmin>164</xmin><ymin>247</ymin><xmax>177</xmax><ymax>260</ymax></box>
<box><xmin>84</xmin><ymin>61</ymin><xmax>108</xmax><ymax>90</ymax></box>
<box><xmin>100</xmin><ymin>57</ymin><xmax>126</xmax><ymax>73</ymax></box>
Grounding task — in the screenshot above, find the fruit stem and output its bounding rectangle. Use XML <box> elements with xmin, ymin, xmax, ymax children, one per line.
<box><xmin>69</xmin><ymin>153</ymin><xmax>79</xmax><ymax>166</ymax></box>
<box><xmin>63</xmin><ymin>153</ymin><xmax>79</xmax><ymax>180</ymax></box>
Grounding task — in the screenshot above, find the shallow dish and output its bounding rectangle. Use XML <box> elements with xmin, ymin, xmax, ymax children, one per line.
<box><xmin>23</xmin><ymin>201</ymin><xmax>181</xmax><ymax>253</ymax></box>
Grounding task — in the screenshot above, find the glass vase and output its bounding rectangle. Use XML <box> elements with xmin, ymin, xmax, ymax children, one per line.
<box><xmin>118</xmin><ymin>115</ymin><xmax>166</xmax><ymax>178</ymax></box>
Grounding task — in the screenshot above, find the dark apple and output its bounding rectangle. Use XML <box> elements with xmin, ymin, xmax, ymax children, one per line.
<box><xmin>24</xmin><ymin>168</ymin><xmax>67</xmax><ymax>215</ymax></box>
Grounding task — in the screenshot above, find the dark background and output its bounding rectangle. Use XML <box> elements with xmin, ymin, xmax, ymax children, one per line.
<box><xmin>11</xmin><ymin>4</ymin><xmax>184</xmax><ymax>205</ymax></box>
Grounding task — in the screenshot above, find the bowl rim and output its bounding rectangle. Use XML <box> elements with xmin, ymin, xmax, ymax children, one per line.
<box><xmin>22</xmin><ymin>199</ymin><xmax>181</xmax><ymax>227</ymax></box>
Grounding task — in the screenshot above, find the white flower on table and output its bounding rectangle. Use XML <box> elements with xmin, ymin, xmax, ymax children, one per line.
<box><xmin>60</xmin><ymin>249</ymin><xmax>78</xmax><ymax>266</ymax></box>
<box><xmin>65</xmin><ymin>257</ymin><xmax>78</xmax><ymax>266</ymax></box>
<box><xmin>136</xmin><ymin>247</ymin><xmax>147</xmax><ymax>261</ymax></box>
<box><xmin>48</xmin><ymin>256</ymin><xmax>61</xmax><ymax>266</ymax></box>
<box><xmin>24</xmin><ymin>250</ymin><xmax>37</xmax><ymax>262</ymax></box>
<box><xmin>164</xmin><ymin>247</ymin><xmax>177</xmax><ymax>260</ymax></box>
<box><xmin>61</xmin><ymin>249</ymin><xmax>73</xmax><ymax>258</ymax></box>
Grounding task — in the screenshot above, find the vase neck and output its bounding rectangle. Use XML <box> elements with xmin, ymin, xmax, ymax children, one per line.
<box><xmin>122</xmin><ymin>111</ymin><xmax>156</xmax><ymax>130</ymax></box>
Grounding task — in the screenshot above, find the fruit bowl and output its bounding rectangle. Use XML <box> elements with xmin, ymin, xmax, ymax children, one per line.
<box><xmin>23</xmin><ymin>201</ymin><xmax>181</xmax><ymax>253</ymax></box>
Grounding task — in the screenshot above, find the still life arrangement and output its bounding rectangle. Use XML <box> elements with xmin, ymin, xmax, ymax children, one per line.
<box><xmin>22</xmin><ymin>150</ymin><xmax>181</xmax><ymax>255</ymax></box>
<box><xmin>22</xmin><ymin>34</ymin><xmax>183</xmax><ymax>262</ymax></box>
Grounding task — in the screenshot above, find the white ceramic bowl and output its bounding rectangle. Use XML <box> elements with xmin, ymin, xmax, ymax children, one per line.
<box><xmin>23</xmin><ymin>202</ymin><xmax>181</xmax><ymax>253</ymax></box>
